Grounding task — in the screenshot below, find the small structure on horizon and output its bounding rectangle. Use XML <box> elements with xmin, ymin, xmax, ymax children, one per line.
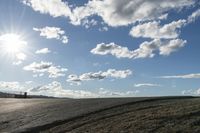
<box><xmin>14</xmin><ymin>92</ymin><xmax>28</xmax><ymax>98</ymax></box>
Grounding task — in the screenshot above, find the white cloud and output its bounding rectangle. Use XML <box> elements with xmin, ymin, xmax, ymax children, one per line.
<box><xmin>0</xmin><ymin>80</ymin><xmax>141</xmax><ymax>98</ymax></box>
<box><xmin>158</xmin><ymin>14</ymin><xmax>168</xmax><ymax>20</ymax></box>
<box><xmin>22</xmin><ymin>0</ymin><xmax>72</xmax><ymax>18</ymax></box>
<box><xmin>22</xmin><ymin>0</ymin><xmax>195</xmax><ymax>27</ymax></box>
<box><xmin>182</xmin><ymin>88</ymin><xmax>200</xmax><ymax>95</ymax></box>
<box><xmin>99</xmin><ymin>26</ymin><xmax>108</xmax><ymax>32</ymax></box>
<box><xmin>0</xmin><ymin>81</ymin><xmax>28</xmax><ymax>94</ymax></box>
<box><xmin>12</xmin><ymin>53</ymin><xmax>27</xmax><ymax>66</ymax></box>
<box><xmin>130</xmin><ymin>19</ymin><xmax>186</xmax><ymax>39</ymax></box>
<box><xmin>61</xmin><ymin>36</ymin><xmax>69</xmax><ymax>44</ymax></box>
<box><xmin>71</xmin><ymin>0</ymin><xmax>195</xmax><ymax>27</ymax></box>
<box><xmin>82</xmin><ymin>19</ymin><xmax>98</xmax><ymax>29</ymax></box>
<box><xmin>182</xmin><ymin>89</ymin><xmax>193</xmax><ymax>95</ymax></box>
<box><xmin>134</xmin><ymin>83</ymin><xmax>161</xmax><ymax>88</ymax></box>
<box><xmin>24</xmin><ymin>61</ymin><xmax>52</xmax><ymax>72</ymax></box>
<box><xmin>48</xmin><ymin>66</ymin><xmax>68</xmax><ymax>78</ymax></box>
<box><xmin>28</xmin><ymin>81</ymin><xmax>97</xmax><ymax>98</ymax></box>
<box><xmin>16</xmin><ymin>52</ymin><xmax>27</xmax><ymax>60</ymax></box>
<box><xmin>0</xmin><ymin>81</ymin><xmax>23</xmax><ymax>90</ymax></box>
<box><xmin>160</xmin><ymin>73</ymin><xmax>200</xmax><ymax>79</ymax></box>
<box><xmin>132</xmin><ymin>39</ymin><xmax>160</xmax><ymax>58</ymax></box>
<box><xmin>0</xmin><ymin>81</ymin><xmax>97</xmax><ymax>98</ymax></box>
<box><xmin>90</xmin><ymin>0</ymin><xmax>194</xmax><ymax>27</ymax></box>
<box><xmin>33</xmin><ymin>26</ymin><xmax>68</xmax><ymax>44</ymax></box>
<box><xmin>91</xmin><ymin>40</ymin><xmax>186</xmax><ymax>59</ymax></box>
<box><xmin>98</xmin><ymin>88</ymin><xmax>139</xmax><ymax>97</ymax></box>
<box><xmin>33</xmin><ymin>27</ymin><xmax>63</xmax><ymax>39</ymax></box>
<box><xmin>159</xmin><ymin>39</ymin><xmax>187</xmax><ymax>56</ymax></box>
<box><xmin>0</xmin><ymin>81</ymin><xmax>140</xmax><ymax>98</ymax></box>
<box><xmin>29</xmin><ymin>82</ymin><xmax>139</xmax><ymax>98</ymax></box>
<box><xmin>130</xmin><ymin>9</ymin><xmax>200</xmax><ymax>40</ymax></box>
<box><xmin>195</xmin><ymin>89</ymin><xmax>200</xmax><ymax>95</ymax></box>
<box><xmin>67</xmin><ymin>69</ymin><xmax>132</xmax><ymax>85</ymax></box>
<box><xmin>104</xmin><ymin>69</ymin><xmax>132</xmax><ymax>78</ymax></box>
<box><xmin>13</xmin><ymin>61</ymin><xmax>23</xmax><ymax>66</ymax></box>
<box><xmin>35</xmin><ymin>48</ymin><xmax>51</xmax><ymax>54</ymax></box>
<box><xmin>187</xmin><ymin>9</ymin><xmax>200</xmax><ymax>23</ymax></box>
<box><xmin>23</xmin><ymin>61</ymin><xmax>68</xmax><ymax>78</ymax></box>
<box><xmin>91</xmin><ymin>42</ymin><xmax>136</xmax><ymax>59</ymax></box>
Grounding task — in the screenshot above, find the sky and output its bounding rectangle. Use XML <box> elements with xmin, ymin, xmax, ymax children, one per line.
<box><xmin>0</xmin><ymin>0</ymin><xmax>200</xmax><ymax>98</ymax></box>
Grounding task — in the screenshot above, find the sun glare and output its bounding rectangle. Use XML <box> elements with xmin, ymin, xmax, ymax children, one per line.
<box><xmin>0</xmin><ymin>33</ymin><xmax>27</xmax><ymax>54</ymax></box>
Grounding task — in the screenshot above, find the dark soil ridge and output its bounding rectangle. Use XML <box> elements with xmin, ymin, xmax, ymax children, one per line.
<box><xmin>16</xmin><ymin>96</ymin><xmax>196</xmax><ymax>133</ymax></box>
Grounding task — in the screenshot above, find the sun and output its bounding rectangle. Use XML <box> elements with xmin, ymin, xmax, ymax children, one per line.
<box><xmin>0</xmin><ymin>33</ymin><xmax>27</xmax><ymax>54</ymax></box>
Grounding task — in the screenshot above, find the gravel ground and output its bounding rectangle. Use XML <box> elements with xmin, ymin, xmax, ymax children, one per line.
<box><xmin>0</xmin><ymin>97</ymin><xmax>199</xmax><ymax>133</ymax></box>
<box><xmin>0</xmin><ymin>97</ymin><xmax>148</xmax><ymax>132</ymax></box>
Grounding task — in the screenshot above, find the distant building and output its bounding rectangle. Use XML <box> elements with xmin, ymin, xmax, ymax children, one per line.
<box><xmin>14</xmin><ymin>92</ymin><xmax>28</xmax><ymax>98</ymax></box>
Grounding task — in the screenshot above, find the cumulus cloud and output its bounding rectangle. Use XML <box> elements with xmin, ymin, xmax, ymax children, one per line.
<box><xmin>160</xmin><ymin>73</ymin><xmax>200</xmax><ymax>79</ymax></box>
<box><xmin>29</xmin><ymin>81</ymin><xmax>96</xmax><ymax>98</ymax></box>
<box><xmin>88</xmin><ymin>0</ymin><xmax>194</xmax><ymax>27</ymax></box>
<box><xmin>91</xmin><ymin>42</ymin><xmax>137</xmax><ymax>59</ymax></box>
<box><xmin>28</xmin><ymin>82</ymin><xmax>140</xmax><ymax>98</ymax></box>
<box><xmin>23</xmin><ymin>61</ymin><xmax>68</xmax><ymax>78</ymax></box>
<box><xmin>182</xmin><ymin>88</ymin><xmax>200</xmax><ymax>95</ymax></box>
<box><xmin>82</xmin><ymin>19</ymin><xmax>98</xmax><ymax>29</ymax></box>
<box><xmin>130</xmin><ymin>9</ymin><xmax>200</xmax><ymax>40</ymax></box>
<box><xmin>22</xmin><ymin>0</ymin><xmax>195</xmax><ymax>27</ymax></box>
<box><xmin>132</xmin><ymin>39</ymin><xmax>160</xmax><ymax>58</ymax></box>
<box><xmin>35</xmin><ymin>48</ymin><xmax>51</xmax><ymax>54</ymax></box>
<box><xmin>48</xmin><ymin>66</ymin><xmax>68</xmax><ymax>78</ymax></box>
<box><xmin>0</xmin><ymin>81</ymin><xmax>34</xmax><ymax>94</ymax></box>
<box><xmin>24</xmin><ymin>61</ymin><xmax>52</xmax><ymax>72</ymax></box>
<box><xmin>130</xmin><ymin>19</ymin><xmax>186</xmax><ymax>39</ymax></box>
<box><xmin>16</xmin><ymin>52</ymin><xmax>27</xmax><ymax>60</ymax></box>
<box><xmin>0</xmin><ymin>81</ymin><xmax>24</xmax><ymax>91</ymax></box>
<box><xmin>0</xmin><ymin>81</ymin><xmax>97</xmax><ymax>98</ymax></box>
<box><xmin>98</xmin><ymin>88</ymin><xmax>139</xmax><ymax>97</ymax></box>
<box><xmin>91</xmin><ymin>40</ymin><xmax>186</xmax><ymax>59</ymax></box>
<box><xmin>22</xmin><ymin>0</ymin><xmax>72</xmax><ymax>18</ymax></box>
<box><xmin>33</xmin><ymin>26</ymin><xmax>68</xmax><ymax>44</ymax></box>
<box><xmin>134</xmin><ymin>83</ymin><xmax>161</xmax><ymax>88</ymax></box>
<box><xmin>13</xmin><ymin>52</ymin><xmax>27</xmax><ymax>65</ymax></box>
<box><xmin>187</xmin><ymin>9</ymin><xmax>200</xmax><ymax>23</ymax></box>
<box><xmin>159</xmin><ymin>39</ymin><xmax>187</xmax><ymax>56</ymax></box>
<box><xmin>0</xmin><ymin>81</ymin><xmax>140</xmax><ymax>98</ymax></box>
<box><xmin>99</xmin><ymin>26</ymin><xmax>109</xmax><ymax>32</ymax></box>
<box><xmin>90</xmin><ymin>9</ymin><xmax>199</xmax><ymax>60</ymax></box>
<box><xmin>67</xmin><ymin>69</ymin><xmax>132</xmax><ymax>85</ymax></box>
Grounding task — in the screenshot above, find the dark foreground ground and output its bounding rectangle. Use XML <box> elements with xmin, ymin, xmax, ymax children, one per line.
<box><xmin>0</xmin><ymin>96</ymin><xmax>200</xmax><ymax>133</ymax></box>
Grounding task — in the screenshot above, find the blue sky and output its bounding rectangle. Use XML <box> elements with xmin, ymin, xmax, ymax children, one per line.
<box><xmin>0</xmin><ymin>0</ymin><xmax>200</xmax><ymax>98</ymax></box>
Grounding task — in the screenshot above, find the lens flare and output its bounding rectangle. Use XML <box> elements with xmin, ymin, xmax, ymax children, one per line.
<box><xmin>0</xmin><ymin>33</ymin><xmax>27</xmax><ymax>54</ymax></box>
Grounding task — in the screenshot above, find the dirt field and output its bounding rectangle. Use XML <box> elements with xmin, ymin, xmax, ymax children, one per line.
<box><xmin>0</xmin><ymin>97</ymin><xmax>200</xmax><ymax>133</ymax></box>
